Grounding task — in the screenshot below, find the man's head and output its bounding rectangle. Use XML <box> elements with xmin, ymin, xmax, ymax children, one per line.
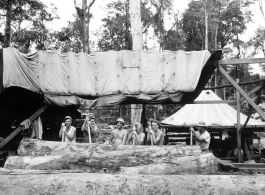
<box><xmin>196</xmin><ymin>121</ymin><xmax>207</xmax><ymax>132</ymax></box>
<box><xmin>64</xmin><ymin>116</ymin><xmax>72</xmax><ymax>127</ymax></box>
<box><xmin>116</xmin><ymin>118</ymin><xmax>124</xmax><ymax>129</ymax></box>
<box><xmin>135</xmin><ymin>122</ymin><xmax>142</xmax><ymax>134</ymax></box>
<box><xmin>150</xmin><ymin>119</ymin><xmax>160</xmax><ymax>131</ymax></box>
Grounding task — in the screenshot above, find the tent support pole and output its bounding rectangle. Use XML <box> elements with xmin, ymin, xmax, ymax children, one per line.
<box><xmin>236</xmin><ymin>78</ymin><xmax>241</xmax><ymax>163</ymax></box>
<box><xmin>0</xmin><ymin>104</ymin><xmax>49</xmax><ymax>150</ymax></box>
<box><xmin>216</xmin><ymin>63</ymin><xmax>265</xmax><ymax>121</ymax></box>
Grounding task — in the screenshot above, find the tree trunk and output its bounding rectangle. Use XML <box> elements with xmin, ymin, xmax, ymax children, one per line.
<box><xmin>4</xmin><ymin>0</ymin><xmax>12</xmax><ymax>47</ymax></box>
<box><xmin>129</xmin><ymin>0</ymin><xmax>143</xmax><ymax>126</ymax></box>
<box><xmin>204</xmin><ymin>0</ymin><xmax>208</xmax><ymax>50</ymax></box>
<box><xmin>18</xmin><ymin>138</ymin><xmax>201</xmax><ymax>157</ymax></box>
<box><xmin>11</xmin><ymin>138</ymin><xmax>219</xmax><ymax>174</ymax></box>
<box><xmin>0</xmin><ymin>169</ymin><xmax>265</xmax><ymax>195</ymax></box>
<box><xmin>4</xmin><ymin>152</ymin><xmax>218</xmax><ymax>175</ymax></box>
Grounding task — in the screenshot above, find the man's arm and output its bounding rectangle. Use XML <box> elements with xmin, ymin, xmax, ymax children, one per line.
<box><xmin>126</xmin><ymin>132</ymin><xmax>132</xmax><ymax>145</ymax></box>
<box><xmin>190</xmin><ymin>128</ymin><xmax>205</xmax><ymax>142</ymax></box>
<box><xmin>63</xmin><ymin>127</ymin><xmax>76</xmax><ymax>141</ymax></box>
<box><xmin>146</xmin><ymin>131</ymin><xmax>151</xmax><ymax>142</ymax></box>
<box><xmin>59</xmin><ymin>123</ymin><xmax>65</xmax><ymax>138</ymax></box>
<box><xmin>81</xmin><ymin>120</ymin><xmax>88</xmax><ymax>132</ymax></box>
<box><xmin>89</xmin><ymin>124</ymin><xmax>98</xmax><ymax>135</ymax></box>
<box><xmin>151</xmin><ymin>131</ymin><xmax>163</xmax><ymax>145</ymax></box>
<box><xmin>110</xmin><ymin>130</ymin><xmax>114</xmax><ymax>144</ymax></box>
<box><xmin>121</xmin><ymin>130</ymin><xmax>128</xmax><ymax>145</ymax></box>
<box><xmin>132</xmin><ymin>132</ymin><xmax>145</xmax><ymax>145</ymax></box>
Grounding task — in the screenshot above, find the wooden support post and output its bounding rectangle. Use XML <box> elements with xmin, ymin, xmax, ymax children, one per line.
<box><xmin>217</xmin><ymin>64</ymin><xmax>265</xmax><ymax>121</ymax></box>
<box><xmin>0</xmin><ymin>104</ymin><xmax>49</xmax><ymax>150</ymax></box>
<box><xmin>258</xmin><ymin>132</ymin><xmax>261</xmax><ymax>155</ymax></box>
<box><xmin>241</xmin><ymin>90</ymin><xmax>262</xmax><ymax>132</ymax></box>
<box><xmin>236</xmin><ymin>79</ymin><xmax>241</xmax><ymax>163</ymax></box>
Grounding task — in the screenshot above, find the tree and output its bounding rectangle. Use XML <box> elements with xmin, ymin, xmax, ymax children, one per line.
<box><xmin>73</xmin><ymin>0</ymin><xmax>96</xmax><ymax>53</ymax></box>
<box><xmin>182</xmin><ymin>0</ymin><xmax>253</xmax><ymax>52</ymax></box>
<box><xmin>0</xmin><ymin>0</ymin><xmax>43</xmax><ymax>48</ymax></box>
<box><xmin>0</xmin><ymin>0</ymin><xmax>58</xmax><ymax>52</ymax></box>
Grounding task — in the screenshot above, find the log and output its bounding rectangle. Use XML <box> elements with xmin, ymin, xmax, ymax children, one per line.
<box><xmin>0</xmin><ymin>169</ymin><xmax>264</xmax><ymax>195</ymax></box>
<box><xmin>11</xmin><ymin>138</ymin><xmax>219</xmax><ymax>174</ymax></box>
<box><xmin>18</xmin><ymin>138</ymin><xmax>201</xmax><ymax>157</ymax></box>
<box><xmin>4</xmin><ymin>153</ymin><xmax>218</xmax><ymax>175</ymax></box>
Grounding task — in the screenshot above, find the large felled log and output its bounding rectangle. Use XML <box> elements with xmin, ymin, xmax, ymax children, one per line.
<box><xmin>12</xmin><ymin>138</ymin><xmax>219</xmax><ymax>174</ymax></box>
<box><xmin>0</xmin><ymin>169</ymin><xmax>264</xmax><ymax>195</ymax></box>
<box><xmin>18</xmin><ymin>138</ymin><xmax>201</xmax><ymax>157</ymax></box>
<box><xmin>4</xmin><ymin>152</ymin><xmax>218</xmax><ymax>174</ymax></box>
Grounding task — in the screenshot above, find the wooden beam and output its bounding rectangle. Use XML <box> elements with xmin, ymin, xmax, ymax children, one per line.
<box><xmin>0</xmin><ymin>104</ymin><xmax>49</xmax><ymax>150</ymax></box>
<box><xmin>204</xmin><ymin>78</ymin><xmax>265</xmax><ymax>90</ymax></box>
<box><xmin>187</xmin><ymin>100</ymin><xmax>235</xmax><ymax>104</ymax></box>
<box><xmin>236</xmin><ymin>78</ymin><xmax>241</xmax><ymax>163</ymax></box>
<box><xmin>241</xmin><ymin>90</ymin><xmax>262</xmax><ymax>132</ymax></box>
<box><xmin>217</xmin><ymin>63</ymin><xmax>265</xmax><ymax>121</ymax></box>
<box><xmin>219</xmin><ymin>58</ymin><xmax>265</xmax><ymax>65</ymax></box>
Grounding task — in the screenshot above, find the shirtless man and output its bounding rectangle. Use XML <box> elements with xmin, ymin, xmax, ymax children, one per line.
<box><xmin>110</xmin><ymin>118</ymin><xmax>128</xmax><ymax>146</ymax></box>
<box><xmin>59</xmin><ymin>116</ymin><xmax>76</xmax><ymax>143</ymax></box>
<box><xmin>81</xmin><ymin>114</ymin><xmax>99</xmax><ymax>143</ymax></box>
<box><xmin>147</xmin><ymin>119</ymin><xmax>164</xmax><ymax>145</ymax></box>
<box><xmin>132</xmin><ymin>122</ymin><xmax>145</xmax><ymax>146</ymax></box>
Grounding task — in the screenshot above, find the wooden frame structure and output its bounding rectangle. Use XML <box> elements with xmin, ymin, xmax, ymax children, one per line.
<box><xmin>213</xmin><ymin>58</ymin><xmax>265</xmax><ymax>162</ymax></box>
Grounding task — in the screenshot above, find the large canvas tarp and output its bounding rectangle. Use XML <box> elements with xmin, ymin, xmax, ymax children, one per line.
<box><xmin>3</xmin><ymin>48</ymin><xmax>211</xmax><ymax>98</ymax></box>
<box><xmin>162</xmin><ymin>90</ymin><xmax>265</xmax><ymax>127</ymax></box>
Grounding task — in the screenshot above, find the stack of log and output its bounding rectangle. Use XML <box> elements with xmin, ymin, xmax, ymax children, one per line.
<box><xmin>4</xmin><ymin>138</ymin><xmax>218</xmax><ymax>175</ymax></box>
<box><xmin>2</xmin><ymin>138</ymin><xmax>265</xmax><ymax>194</ymax></box>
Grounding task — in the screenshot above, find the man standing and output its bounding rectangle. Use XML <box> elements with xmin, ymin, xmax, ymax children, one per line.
<box><xmin>190</xmin><ymin>121</ymin><xmax>211</xmax><ymax>152</ymax></box>
<box><xmin>132</xmin><ymin>122</ymin><xmax>145</xmax><ymax>146</ymax></box>
<box><xmin>81</xmin><ymin>114</ymin><xmax>99</xmax><ymax>143</ymax></box>
<box><xmin>147</xmin><ymin>119</ymin><xmax>164</xmax><ymax>145</ymax></box>
<box><xmin>110</xmin><ymin>118</ymin><xmax>128</xmax><ymax>146</ymax></box>
<box><xmin>59</xmin><ymin>116</ymin><xmax>76</xmax><ymax>143</ymax></box>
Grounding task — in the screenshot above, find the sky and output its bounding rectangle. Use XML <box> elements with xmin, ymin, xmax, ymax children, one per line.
<box><xmin>41</xmin><ymin>0</ymin><xmax>265</xmax><ymax>74</ymax></box>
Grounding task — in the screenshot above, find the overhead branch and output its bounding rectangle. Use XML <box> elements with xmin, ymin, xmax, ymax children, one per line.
<box><xmin>88</xmin><ymin>0</ymin><xmax>96</xmax><ymax>9</ymax></box>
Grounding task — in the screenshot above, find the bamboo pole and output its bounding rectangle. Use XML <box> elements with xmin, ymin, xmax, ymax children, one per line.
<box><xmin>236</xmin><ymin>78</ymin><xmax>241</xmax><ymax>163</ymax></box>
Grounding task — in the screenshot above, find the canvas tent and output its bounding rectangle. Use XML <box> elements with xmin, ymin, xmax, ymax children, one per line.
<box><xmin>0</xmin><ymin>47</ymin><xmax>221</xmax><ymax>107</ymax></box>
<box><xmin>162</xmin><ymin>90</ymin><xmax>265</xmax><ymax>128</ymax></box>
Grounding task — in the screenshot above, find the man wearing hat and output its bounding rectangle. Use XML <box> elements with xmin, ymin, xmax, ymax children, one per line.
<box><xmin>59</xmin><ymin>116</ymin><xmax>76</xmax><ymax>143</ymax></box>
<box><xmin>81</xmin><ymin>114</ymin><xmax>99</xmax><ymax>143</ymax></box>
<box><xmin>110</xmin><ymin>118</ymin><xmax>128</xmax><ymax>146</ymax></box>
<box><xmin>190</xmin><ymin>121</ymin><xmax>211</xmax><ymax>152</ymax></box>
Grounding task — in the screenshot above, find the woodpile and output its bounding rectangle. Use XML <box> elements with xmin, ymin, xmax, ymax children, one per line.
<box><xmin>4</xmin><ymin>138</ymin><xmax>219</xmax><ymax>175</ymax></box>
<box><xmin>0</xmin><ymin>169</ymin><xmax>265</xmax><ymax>195</ymax></box>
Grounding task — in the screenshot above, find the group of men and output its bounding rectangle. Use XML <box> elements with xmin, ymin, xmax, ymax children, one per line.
<box><xmin>59</xmin><ymin>115</ymin><xmax>165</xmax><ymax>146</ymax></box>
<box><xmin>59</xmin><ymin>115</ymin><xmax>211</xmax><ymax>151</ymax></box>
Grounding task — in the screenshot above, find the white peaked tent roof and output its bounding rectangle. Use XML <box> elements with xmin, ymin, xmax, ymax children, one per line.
<box><xmin>162</xmin><ymin>90</ymin><xmax>265</xmax><ymax>127</ymax></box>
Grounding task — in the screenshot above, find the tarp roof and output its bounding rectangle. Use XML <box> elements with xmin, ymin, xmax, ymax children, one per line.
<box><xmin>162</xmin><ymin>90</ymin><xmax>265</xmax><ymax>128</ymax></box>
<box><xmin>0</xmin><ymin>48</ymin><xmax>221</xmax><ymax>107</ymax></box>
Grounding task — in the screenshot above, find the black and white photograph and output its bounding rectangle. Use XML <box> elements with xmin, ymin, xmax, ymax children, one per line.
<box><xmin>0</xmin><ymin>0</ymin><xmax>265</xmax><ymax>194</ymax></box>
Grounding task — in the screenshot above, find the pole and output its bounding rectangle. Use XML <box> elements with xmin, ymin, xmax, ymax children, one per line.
<box><xmin>236</xmin><ymin>78</ymin><xmax>241</xmax><ymax>162</ymax></box>
<box><xmin>190</xmin><ymin>132</ymin><xmax>193</xmax><ymax>145</ymax></box>
<box><xmin>85</xmin><ymin>115</ymin><xmax>92</xmax><ymax>144</ymax></box>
